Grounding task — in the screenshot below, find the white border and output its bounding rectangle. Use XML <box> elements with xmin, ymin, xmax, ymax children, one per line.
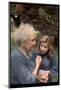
<box><xmin>0</xmin><ymin>0</ymin><xmax>60</xmax><ymax>90</ymax></box>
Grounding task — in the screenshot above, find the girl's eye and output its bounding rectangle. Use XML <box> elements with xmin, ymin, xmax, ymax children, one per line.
<box><xmin>40</xmin><ymin>44</ymin><xmax>43</xmax><ymax>47</ymax></box>
<box><xmin>44</xmin><ymin>46</ymin><xmax>48</xmax><ymax>48</ymax></box>
<box><xmin>40</xmin><ymin>44</ymin><xmax>48</xmax><ymax>48</ymax></box>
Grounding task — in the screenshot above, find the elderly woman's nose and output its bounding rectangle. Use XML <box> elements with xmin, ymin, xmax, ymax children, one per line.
<box><xmin>34</xmin><ymin>40</ymin><xmax>36</xmax><ymax>45</ymax></box>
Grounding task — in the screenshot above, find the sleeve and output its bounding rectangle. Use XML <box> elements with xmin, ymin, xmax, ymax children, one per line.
<box><xmin>11</xmin><ymin>56</ymin><xmax>36</xmax><ymax>84</ymax></box>
<box><xmin>49</xmin><ymin>58</ymin><xmax>58</xmax><ymax>82</ymax></box>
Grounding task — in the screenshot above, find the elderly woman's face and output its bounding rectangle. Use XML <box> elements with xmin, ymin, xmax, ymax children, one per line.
<box><xmin>24</xmin><ymin>33</ymin><xmax>36</xmax><ymax>51</ymax></box>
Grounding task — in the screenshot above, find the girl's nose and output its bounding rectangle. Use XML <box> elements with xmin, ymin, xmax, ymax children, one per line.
<box><xmin>41</xmin><ymin>47</ymin><xmax>45</xmax><ymax>50</ymax></box>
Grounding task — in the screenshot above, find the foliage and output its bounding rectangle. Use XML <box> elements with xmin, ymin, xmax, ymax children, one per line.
<box><xmin>10</xmin><ymin>3</ymin><xmax>59</xmax><ymax>47</ymax></box>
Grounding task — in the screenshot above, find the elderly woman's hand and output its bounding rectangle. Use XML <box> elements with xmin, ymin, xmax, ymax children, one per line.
<box><xmin>32</xmin><ymin>55</ymin><xmax>42</xmax><ymax>77</ymax></box>
<box><xmin>35</xmin><ymin>55</ymin><xmax>42</xmax><ymax>69</ymax></box>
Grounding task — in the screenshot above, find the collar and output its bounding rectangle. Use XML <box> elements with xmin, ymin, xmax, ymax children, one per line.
<box><xmin>38</xmin><ymin>51</ymin><xmax>49</xmax><ymax>58</ymax></box>
<box><xmin>18</xmin><ymin>48</ymin><xmax>29</xmax><ymax>59</ymax></box>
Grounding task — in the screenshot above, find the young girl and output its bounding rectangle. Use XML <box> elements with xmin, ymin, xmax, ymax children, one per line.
<box><xmin>31</xmin><ymin>35</ymin><xmax>58</xmax><ymax>83</ymax></box>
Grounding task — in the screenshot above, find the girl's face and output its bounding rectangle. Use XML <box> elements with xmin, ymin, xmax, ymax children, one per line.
<box><xmin>40</xmin><ymin>42</ymin><xmax>49</xmax><ymax>55</ymax></box>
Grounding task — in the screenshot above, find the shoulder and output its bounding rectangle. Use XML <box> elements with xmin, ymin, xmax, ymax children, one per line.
<box><xmin>11</xmin><ymin>48</ymin><xmax>21</xmax><ymax>56</ymax></box>
<box><xmin>11</xmin><ymin>48</ymin><xmax>26</xmax><ymax>64</ymax></box>
<box><xmin>49</xmin><ymin>56</ymin><xmax>56</xmax><ymax>65</ymax></box>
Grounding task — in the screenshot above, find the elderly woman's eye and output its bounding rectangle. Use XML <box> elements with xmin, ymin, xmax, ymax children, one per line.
<box><xmin>31</xmin><ymin>39</ymin><xmax>36</xmax><ymax>41</ymax></box>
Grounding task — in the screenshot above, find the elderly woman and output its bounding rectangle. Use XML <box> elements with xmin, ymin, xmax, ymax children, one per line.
<box><xmin>11</xmin><ymin>23</ymin><xmax>47</xmax><ymax>85</ymax></box>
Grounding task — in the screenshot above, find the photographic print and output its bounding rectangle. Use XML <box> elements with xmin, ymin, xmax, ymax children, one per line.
<box><xmin>9</xmin><ymin>2</ymin><xmax>59</xmax><ymax>88</ymax></box>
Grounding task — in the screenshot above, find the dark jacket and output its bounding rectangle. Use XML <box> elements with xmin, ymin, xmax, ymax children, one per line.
<box><xmin>11</xmin><ymin>48</ymin><xmax>36</xmax><ymax>85</ymax></box>
<box><xmin>31</xmin><ymin>51</ymin><xmax>58</xmax><ymax>82</ymax></box>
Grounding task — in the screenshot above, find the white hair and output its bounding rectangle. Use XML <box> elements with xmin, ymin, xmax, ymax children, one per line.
<box><xmin>14</xmin><ymin>23</ymin><xmax>36</xmax><ymax>46</ymax></box>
